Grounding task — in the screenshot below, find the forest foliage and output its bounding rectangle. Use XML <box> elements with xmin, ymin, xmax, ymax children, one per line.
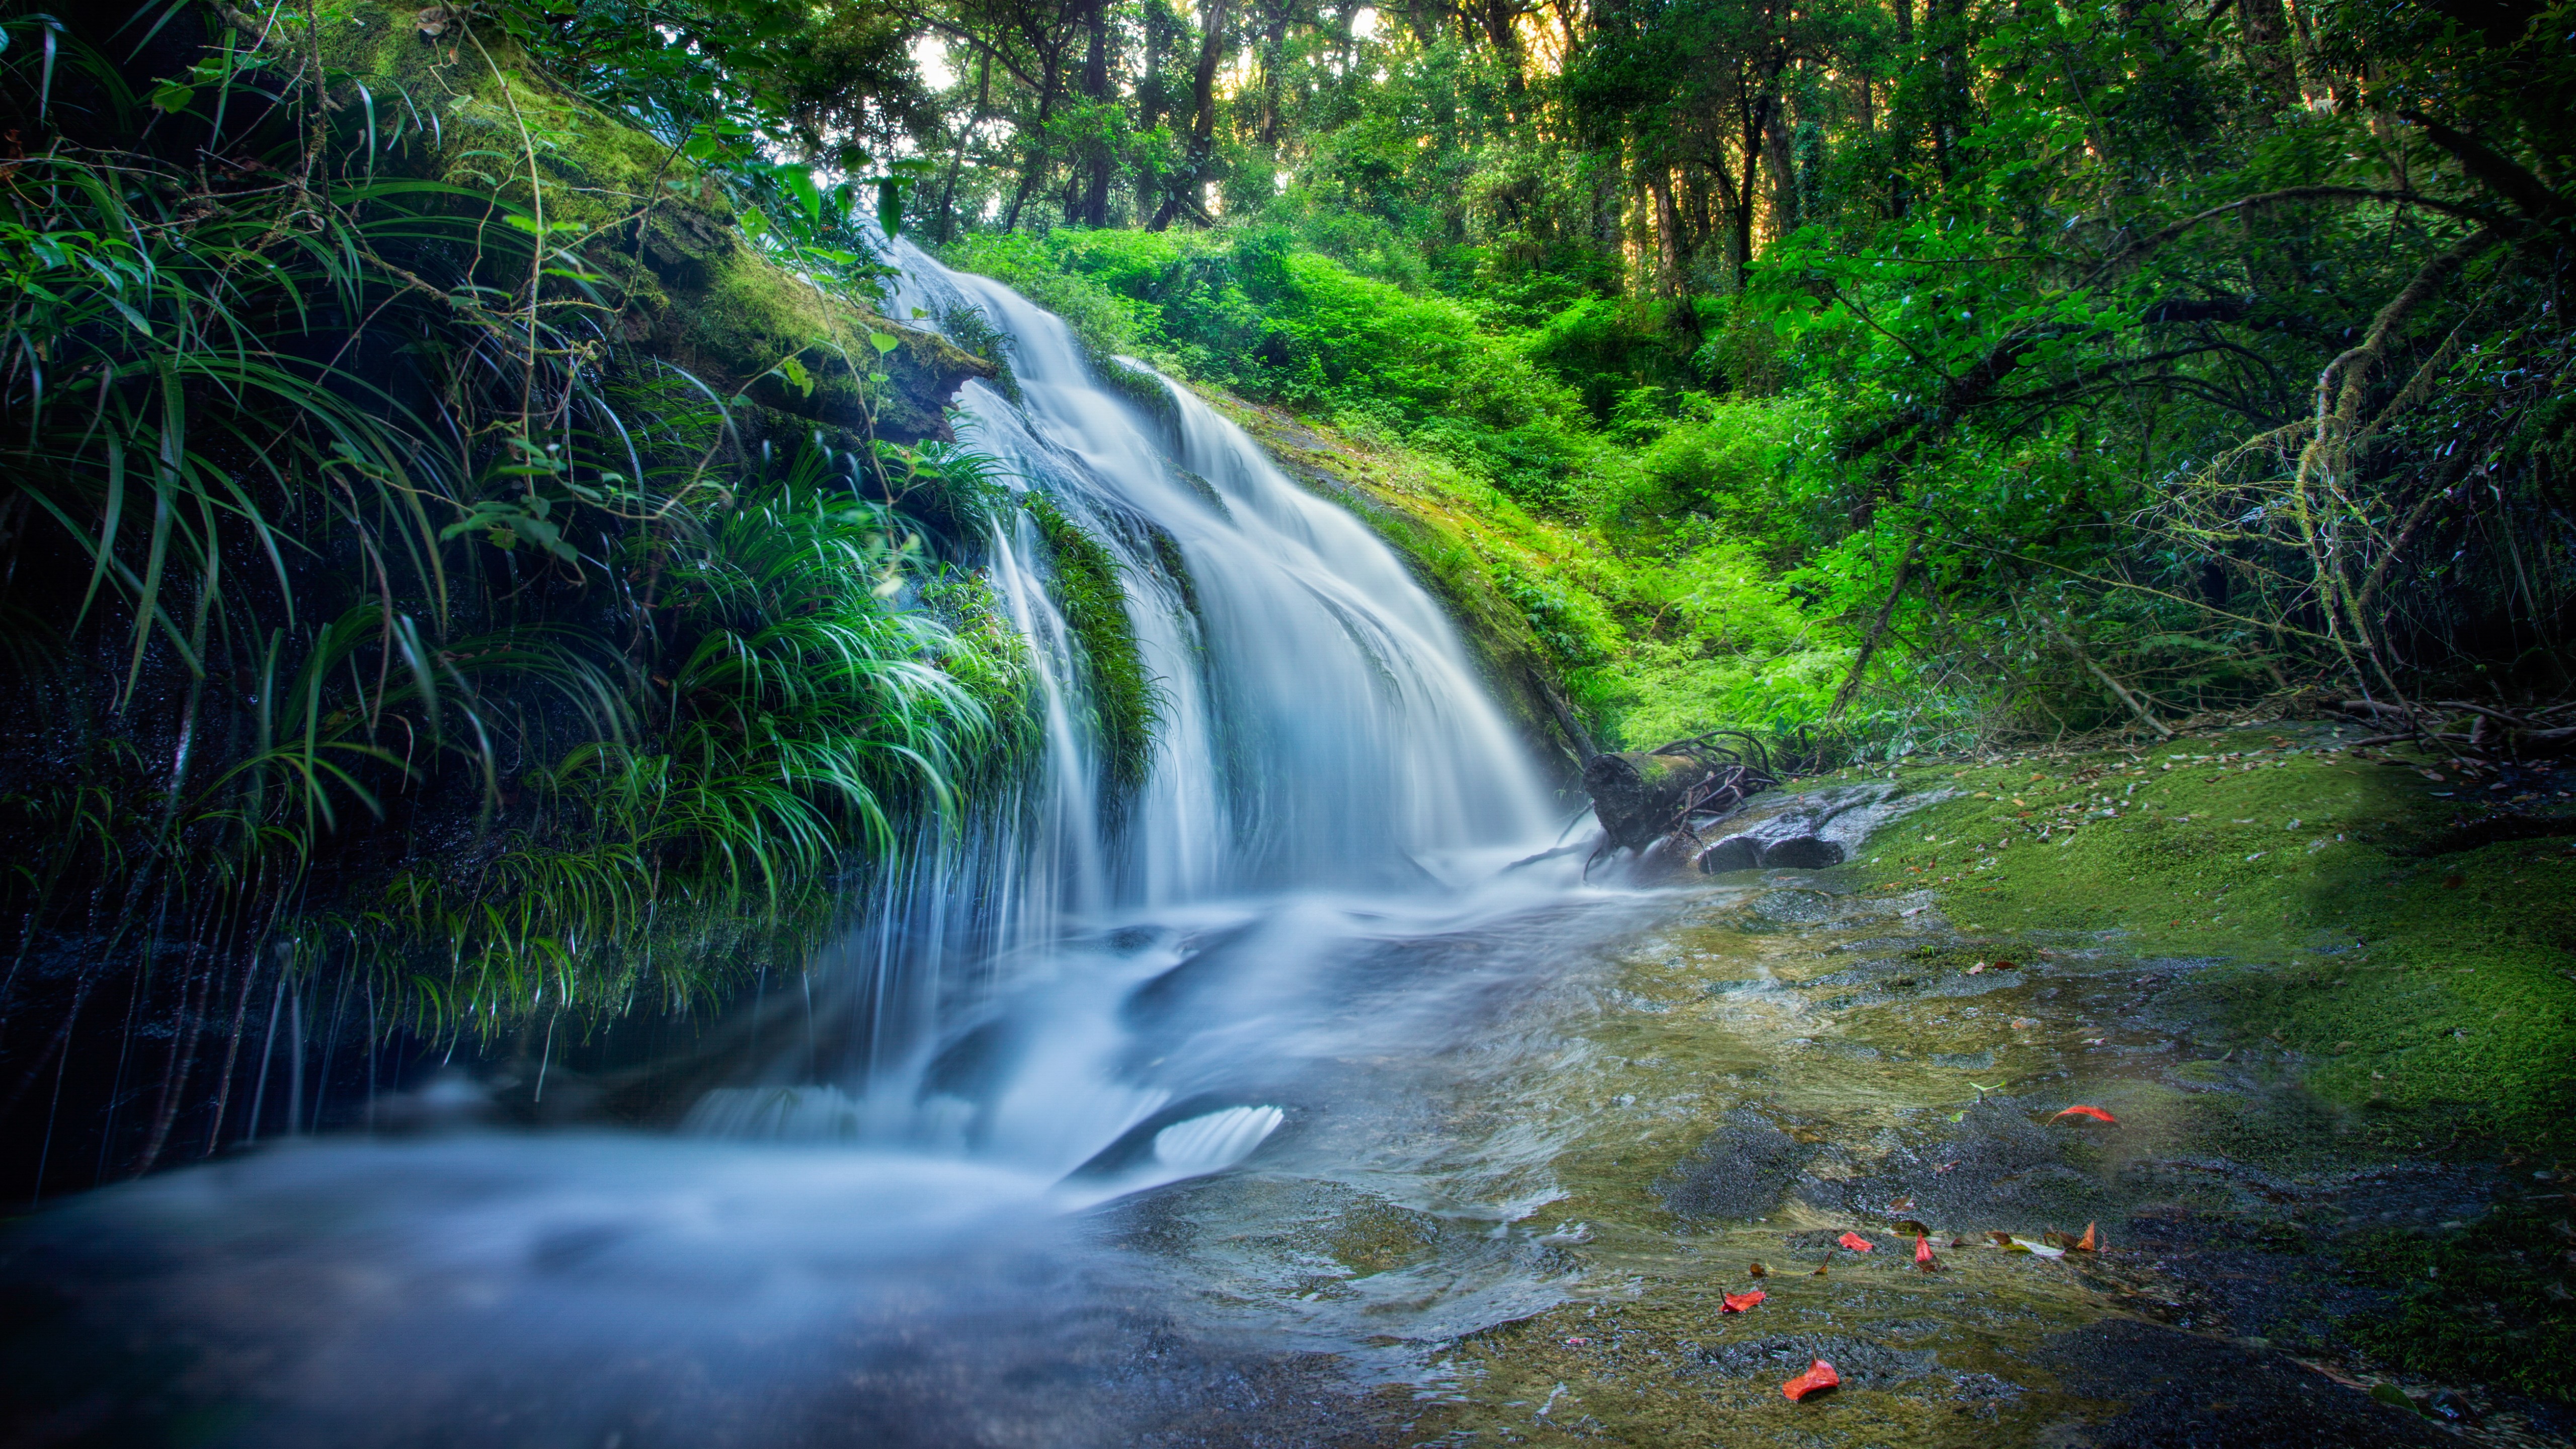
<box><xmin>0</xmin><ymin>0</ymin><xmax>2570</xmax><ymax>1182</ymax></box>
<box><xmin>854</xmin><ymin>0</ymin><xmax>2574</xmax><ymax>748</ymax></box>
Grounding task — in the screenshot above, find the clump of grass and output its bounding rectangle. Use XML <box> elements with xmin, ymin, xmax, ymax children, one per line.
<box><xmin>0</xmin><ymin>6</ymin><xmax>1041</xmax><ymax>1177</ymax></box>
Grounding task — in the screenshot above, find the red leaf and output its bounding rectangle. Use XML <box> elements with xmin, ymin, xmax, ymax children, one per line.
<box><xmin>2077</xmin><ymin>1221</ymin><xmax>2099</xmax><ymax>1252</ymax></box>
<box><xmin>1722</xmin><ymin>1290</ymin><xmax>1766</xmax><ymax>1313</ymax></box>
<box><xmin>1836</xmin><ymin>1231</ymin><xmax>1876</xmax><ymax>1252</ymax></box>
<box><xmin>1914</xmin><ymin>1234</ymin><xmax>1936</xmax><ymax>1266</ymax></box>
<box><xmin>2051</xmin><ymin>1105</ymin><xmax>2119</xmax><ymax>1124</ymax></box>
<box><xmin>1783</xmin><ymin>1358</ymin><xmax>1841</xmax><ymax>1401</ymax></box>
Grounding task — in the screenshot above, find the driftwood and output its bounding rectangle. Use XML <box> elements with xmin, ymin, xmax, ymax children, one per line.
<box><xmin>2331</xmin><ymin>697</ymin><xmax>2576</xmax><ymax>756</ymax></box>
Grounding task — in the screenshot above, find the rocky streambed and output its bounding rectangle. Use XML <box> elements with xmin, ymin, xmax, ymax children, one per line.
<box><xmin>1124</xmin><ymin>722</ymin><xmax>2575</xmax><ymax>1447</ymax></box>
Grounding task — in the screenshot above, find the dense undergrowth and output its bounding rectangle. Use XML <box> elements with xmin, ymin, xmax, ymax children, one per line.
<box><xmin>941</xmin><ymin>166</ymin><xmax>2575</xmax><ymax>761</ymax></box>
<box><xmin>0</xmin><ymin>0</ymin><xmax>1063</xmax><ymax>1182</ymax></box>
<box><xmin>913</xmin><ymin>0</ymin><xmax>2576</xmax><ymax>763</ymax></box>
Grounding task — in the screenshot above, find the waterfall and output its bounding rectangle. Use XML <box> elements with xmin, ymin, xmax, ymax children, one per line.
<box><xmin>6</xmin><ymin>251</ymin><xmax>1618</xmax><ymax>1447</ymax></box>
<box><xmin>684</xmin><ymin>244</ymin><xmax>1559</xmax><ymax>1188</ymax></box>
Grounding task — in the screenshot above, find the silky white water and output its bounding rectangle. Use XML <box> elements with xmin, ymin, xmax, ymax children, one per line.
<box><xmin>5</xmin><ymin>249</ymin><xmax>1664</xmax><ymax>1447</ymax></box>
<box><xmin>684</xmin><ymin>238</ymin><xmax>1565</xmax><ymax>1185</ymax></box>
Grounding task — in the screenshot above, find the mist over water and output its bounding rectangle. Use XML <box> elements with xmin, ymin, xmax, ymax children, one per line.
<box><xmin>0</xmin><ymin>247</ymin><xmax>1643</xmax><ymax>1448</ymax></box>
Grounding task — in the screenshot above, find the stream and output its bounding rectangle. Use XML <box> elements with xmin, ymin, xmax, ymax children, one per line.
<box><xmin>0</xmin><ymin>254</ymin><xmax>2489</xmax><ymax>1449</ymax></box>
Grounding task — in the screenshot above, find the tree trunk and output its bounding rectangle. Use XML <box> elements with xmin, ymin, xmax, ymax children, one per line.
<box><xmin>1764</xmin><ymin>97</ymin><xmax>1799</xmax><ymax>239</ymax></box>
<box><xmin>1077</xmin><ymin>0</ymin><xmax>1113</xmax><ymax>224</ymax></box>
<box><xmin>1648</xmin><ymin>168</ymin><xmax>1683</xmax><ymax>297</ymax></box>
<box><xmin>1257</xmin><ymin>8</ymin><xmax>1292</xmax><ymax>147</ymax></box>
<box><xmin>2237</xmin><ymin>0</ymin><xmax>2298</xmax><ymax>110</ymax></box>
<box><xmin>1003</xmin><ymin>54</ymin><xmax>1066</xmax><ymax>232</ymax></box>
<box><xmin>936</xmin><ymin>47</ymin><xmax>995</xmax><ymax>243</ymax></box>
<box><xmin>1152</xmin><ymin>0</ymin><xmax>1232</xmax><ymax>230</ymax></box>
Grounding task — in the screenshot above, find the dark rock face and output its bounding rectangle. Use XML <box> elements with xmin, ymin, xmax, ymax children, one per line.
<box><xmin>1695</xmin><ymin>836</ymin><xmax>1761</xmax><ymax>872</ymax></box>
<box><xmin>1656</xmin><ymin>1112</ymin><xmax>1815</xmax><ymax>1220</ymax></box>
<box><xmin>2041</xmin><ymin>1319</ymin><xmax>2453</xmax><ymax>1447</ymax></box>
<box><xmin>1692</xmin><ymin>782</ymin><xmax>1894</xmax><ymax>873</ymax></box>
<box><xmin>1583</xmin><ymin>752</ymin><xmax>1712</xmax><ymax>852</ymax></box>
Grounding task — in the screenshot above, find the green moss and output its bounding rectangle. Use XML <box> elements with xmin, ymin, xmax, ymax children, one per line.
<box><xmin>1098</xmin><ymin>354</ymin><xmax>1179</xmax><ymax>431</ymax></box>
<box><xmin>1834</xmin><ymin>729</ymin><xmax>2576</xmax><ymax>1152</ymax></box>
<box><xmin>1023</xmin><ymin>495</ymin><xmax>1158</xmax><ymax>791</ymax></box>
<box><xmin>318</xmin><ymin>8</ymin><xmax>987</xmax><ymax>443</ymax></box>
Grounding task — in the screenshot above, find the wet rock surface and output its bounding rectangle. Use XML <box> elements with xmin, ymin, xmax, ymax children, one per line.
<box><xmin>1400</xmin><ymin>738</ymin><xmax>2565</xmax><ymax>1448</ymax></box>
<box><xmin>2039</xmin><ymin>1319</ymin><xmax>2452</xmax><ymax>1447</ymax></box>
<box><xmin>1691</xmin><ymin>780</ymin><xmax>1906</xmax><ymax>875</ymax></box>
<box><xmin>1656</xmin><ymin>1112</ymin><xmax>1817</xmax><ymax>1220</ymax></box>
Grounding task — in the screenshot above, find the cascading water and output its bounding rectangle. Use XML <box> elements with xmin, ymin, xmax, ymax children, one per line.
<box><xmin>684</xmin><ymin>241</ymin><xmax>1560</xmax><ymax>1184</ymax></box>
<box><xmin>2</xmin><ymin>249</ymin><xmax>1656</xmax><ymax>1449</ymax></box>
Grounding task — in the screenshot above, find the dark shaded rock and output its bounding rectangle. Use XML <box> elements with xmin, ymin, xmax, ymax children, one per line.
<box><xmin>1825</xmin><ymin>1097</ymin><xmax>2115</xmax><ymax>1229</ymax></box>
<box><xmin>1585</xmin><ymin>752</ymin><xmax>1711</xmax><ymax>852</ymax></box>
<box><xmin>2041</xmin><ymin>1318</ymin><xmax>2452</xmax><ymax>1447</ymax></box>
<box><xmin>1655</xmin><ymin>1112</ymin><xmax>1814</xmax><ymax>1220</ymax></box>
<box><xmin>1759</xmin><ymin>835</ymin><xmax>1845</xmax><ymax>868</ymax></box>
<box><xmin>1696</xmin><ymin>836</ymin><xmax>1761</xmax><ymax>873</ymax></box>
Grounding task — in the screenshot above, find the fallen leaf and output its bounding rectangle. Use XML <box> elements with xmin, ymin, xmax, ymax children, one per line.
<box><xmin>1914</xmin><ymin>1234</ymin><xmax>1937</xmax><ymax>1268</ymax></box>
<box><xmin>1988</xmin><ymin>1230</ymin><xmax>2015</xmax><ymax>1248</ymax></box>
<box><xmin>1747</xmin><ymin>1261</ymin><xmax>1767</xmax><ymax>1277</ymax></box>
<box><xmin>1889</xmin><ymin>1197</ymin><xmax>1916</xmax><ymax>1211</ymax></box>
<box><xmin>1837</xmin><ymin>1231</ymin><xmax>1876</xmax><ymax>1252</ymax></box>
<box><xmin>1563</xmin><ymin>1337</ymin><xmax>1591</xmax><ymax>1347</ymax></box>
<box><xmin>1722</xmin><ymin>1290</ymin><xmax>1767</xmax><ymax>1313</ymax></box>
<box><xmin>1811</xmin><ymin>1260</ymin><xmax>1828</xmax><ymax>1276</ymax></box>
<box><xmin>1992</xmin><ymin>959</ymin><xmax>2018</xmax><ymax>970</ymax></box>
<box><xmin>1933</xmin><ymin>1160</ymin><xmax>1959</xmax><ymax>1173</ymax></box>
<box><xmin>1967</xmin><ymin>963</ymin><xmax>1986</xmax><ymax>975</ymax></box>
<box><xmin>2042</xmin><ymin>1229</ymin><xmax>2082</xmax><ymax>1250</ymax></box>
<box><xmin>1783</xmin><ymin>1359</ymin><xmax>1841</xmax><ymax>1401</ymax></box>
<box><xmin>2051</xmin><ymin>1105</ymin><xmax>2119</xmax><ymax>1124</ymax></box>
<box><xmin>2009</xmin><ymin>1236</ymin><xmax>2066</xmax><ymax>1258</ymax></box>
<box><xmin>2077</xmin><ymin>1222</ymin><xmax>2098</xmax><ymax>1252</ymax></box>
<box><xmin>2011</xmin><ymin>1016</ymin><xmax>2040</xmax><ymax>1029</ymax></box>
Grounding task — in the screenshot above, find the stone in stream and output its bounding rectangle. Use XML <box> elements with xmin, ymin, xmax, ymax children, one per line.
<box><xmin>1692</xmin><ymin>780</ymin><xmax>1897</xmax><ymax>874</ymax></box>
<box><xmin>1693</xmin><ymin>835</ymin><xmax>1762</xmax><ymax>873</ymax></box>
<box><xmin>1756</xmin><ymin>835</ymin><xmax>1845</xmax><ymax>869</ymax></box>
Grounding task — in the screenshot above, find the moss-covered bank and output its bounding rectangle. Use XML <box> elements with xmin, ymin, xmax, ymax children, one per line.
<box><xmin>1359</xmin><ymin>724</ymin><xmax>2574</xmax><ymax>1444</ymax></box>
<box><xmin>314</xmin><ymin>0</ymin><xmax>992</xmax><ymax>442</ymax></box>
<box><xmin>1829</xmin><ymin>725</ymin><xmax>2576</xmax><ymax>1152</ymax></box>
